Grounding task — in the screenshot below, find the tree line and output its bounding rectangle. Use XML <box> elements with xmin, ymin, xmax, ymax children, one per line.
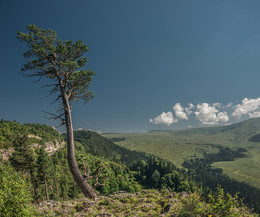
<box><xmin>182</xmin><ymin>146</ymin><xmax>260</xmax><ymax>213</ymax></box>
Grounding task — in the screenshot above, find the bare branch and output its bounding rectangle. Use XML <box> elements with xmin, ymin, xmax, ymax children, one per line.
<box><xmin>93</xmin><ymin>167</ymin><xmax>109</xmax><ymax>189</ymax></box>
<box><xmin>42</xmin><ymin>111</ymin><xmax>65</xmax><ymax>124</ymax></box>
<box><xmin>82</xmin><ymin>160</ymin><xmax>92</xmax><ymax>180</ymax></box>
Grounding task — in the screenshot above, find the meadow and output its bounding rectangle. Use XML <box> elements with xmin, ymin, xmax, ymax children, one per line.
<box><xmin>104</xmin><ymin>118</ymin><xmax>260</xmax><ymax>189</ymax></box>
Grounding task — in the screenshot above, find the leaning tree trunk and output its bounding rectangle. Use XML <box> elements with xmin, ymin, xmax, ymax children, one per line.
<box><xmin>64</xmin><ymin>100</ymin><xmax>97</xmax><ymax>199</ymax></box>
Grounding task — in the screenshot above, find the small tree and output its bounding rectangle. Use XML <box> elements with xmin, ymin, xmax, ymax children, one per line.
<box><xmin>17</xmin><ymin>25</ymin><xmax>96</xmax><ymax>198</ymax></box>
<box><xmin>37</xmin><ymin>144</ymin><xmax>51</xmax><ymax>200</ymax></box>
<box><xmin>0</xmin><ymin>162</ymin><xmax>34</xmax><ymax>216</ymax></box>
<box><xmin>10</xmin><ymin>135</ymin><xmax>38</xmax><ymax>200</ymax></box>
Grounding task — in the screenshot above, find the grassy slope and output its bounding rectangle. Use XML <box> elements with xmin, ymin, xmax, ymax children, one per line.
<box><xmin>104</xmin><ymin>118</ymin><xmax>260</xmax><ymax>188</ymax></box>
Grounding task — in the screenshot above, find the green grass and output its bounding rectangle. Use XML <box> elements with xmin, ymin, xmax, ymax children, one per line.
<box><xmin>104</xmin><ymin>118</ymin><xmax>260</xmax><ymax>188</ymax></box>
<box><xmin>213</xmin><ymin>148</ymin><xmax>260</xmax><ymax>188</ymax></box>
<box><xmin>105</xmin><ymin>131</ymin><xmax>220</xmax><ymax>167</ymax></box>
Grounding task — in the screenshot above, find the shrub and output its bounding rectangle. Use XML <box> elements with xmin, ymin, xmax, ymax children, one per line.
<box><xmin>0</xmin><ymin>162</ymin><xmax>35</xmax><ymax>216</ymax></box>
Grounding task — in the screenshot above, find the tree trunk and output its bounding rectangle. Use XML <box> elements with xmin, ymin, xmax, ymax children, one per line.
<box><xmin>53</xmin><ymin>177</ymin><xmax>59</xmax><ymax>198</ymax></box>
<box><xmin>29</xmin><ymin>167</ymin><xmax>38</xmax><ymax>201</ymax></box>
<box><xmin>64</xmin><ymin>100</ymin><xmax>97</xmax><ymax>199</ymax></box>
<box><xmin>44</xmin><ymin>177</ymin><xmax>49</xmax><ymax>200</ymax></box>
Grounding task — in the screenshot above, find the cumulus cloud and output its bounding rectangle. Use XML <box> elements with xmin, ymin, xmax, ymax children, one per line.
<box><xmin>185</xmin><ymin>103</ymin><xmax>195</xmax><ymax>115</ymax></box>
<box><xmin>231</xmin><ymin>98</ymin><xmax>260</xmax><ymax>119</ymax></box>
<box><xmin>194</xmin><ymin>103</ymin><xmax>229</xmax><ymax>125</ymax></box>
<box><xmin>149</xmin><ymin>112</ymin><xmax>178</xmax><ymax>126</ymax></box>
<box><xmin>173</xmin><ymin>103</ymin><xmax>188</xmax><ymax>120</ymax></box>
<box><xmin>223</xmin><ymin>103</ymin><xmax>233</xmax><ymax>108</ymax></box>
<box><xmin>149</xmin><ymin>97</ymin><xmax>260</xmax><ymax>127</ymax></box>
<box><xmin>249</xmin><ymin>111</ymin><xmax>260</xmax><ymax>118</ymax></box>
<box><xmin>213</xmin><ymin>102</ymin><xmax>222</xmax><ymax>108</ymax></box>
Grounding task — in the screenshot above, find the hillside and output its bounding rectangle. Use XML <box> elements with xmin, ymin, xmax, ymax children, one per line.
<box><xmin>104</xmin><ymin>118</ymin><xmax>260</xmax><ymax>189</ymax></box>
<box><xmin>0</xmin><ymin>120</ymin><xmax>258</xmax><ymax>215</ymax></box>
<box><xmin>0</xmin><ymin>120</ymin><xmax>62</xmax><ymax>148</ymax></box>
<box><xmin>73</xmin><ymin>130</ymin><xmax>148</xmax><ymax>166</ymax></box>
<box><xmin>0</xmin><ymin>120</ymin><xmax>64</xmax><ymax>160</ymax></box>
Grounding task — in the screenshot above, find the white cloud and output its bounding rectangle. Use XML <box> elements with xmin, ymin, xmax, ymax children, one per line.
<box><xmin>195</xmin><ymin>103</ymin><xmax>229</xmax><ymax>125</ymax></box>
<box><xmin>213</xmin><ymin>102</ymin><xmax>222</xmax><ymax>108</ymax></box>
<box><xmin>223</xmin><ymin>103</ymin><xmax>233</xmax><ymax>108</ymax></box>
<box><xmin>231</xmin><ymin>97</ymin><xmax>260</xmax><ymax>119</ymax></box>
<box><xmin>150</xmin><ymin>97</ymin><xmax>260</xmax><ymax>127</ymax></box>
<box><xmin>185</xmin><ymin>103</ymin><xmax>195</xmax><ymax>115</ymax></box>
<box><xmin>249</xmin><ymin>111</ymin><xmax>260</xmax><ymax>118</ymax></box>
<box><xmin>149</xmin><ymin>112</ymin><xmax>178</xmax><ymax>126</ymax></box>
<box><xmin>173</xmin><ymin>103</ymin><xmax>188</xmax><ymax>120</ymax></box>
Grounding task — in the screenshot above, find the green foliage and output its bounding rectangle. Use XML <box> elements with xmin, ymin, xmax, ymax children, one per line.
<box><xmin>0</xmin><ymin>120</ymin><xmax>60</xmax><ymax>148</ymax></box>
<box><xmin>175</xmin><ymin>190</ymin><xmax>256</xmax><ymax>217</ymax></box>
<box><xmin>104</xmin><ymin>117</ymin><xmax>260</xmax><ymax>189</ymax></box>
<box><xmin>17</xmin><ymin>24</ymin><xmax>95</xmax><ymax>104</ymax></box>
<box><xmin>207</xmin><ymin>185</ymin><xmax>240</xmax><ymax>216</ymax></box>
<box><xmin>43</xmin><ymin>140</ymin><xmax>142</xmax><ymax>200</ymax></box>
<box><xmin>35</xmin><ymin>189</ymin><xmax>257</xmax><ymax>216</ymax></box>
<box><xmin>36</xmin><ymin>144</ymin><xmax>52</xmax><ymax>200</ymax></box>
<box><xmin>10</xmin><ymin>134</ymin><xmax>39</xmax><ymax>199</ymax></box>
<box><xmin>1</xmin><ymin>121</ymin><xmax>258</xmax><ymax>216</ymax></box>
<box><xmin>183</xmin><ymin>150</ymin><xmax>260</xmax><ymax>213</ymax></box>
<box><xmin>132</xmin><ymin>156</ymin><xmax>196</xmax><ymax>192</ymax></box>
<box><xmin>73</xmin><ymin>130</ymin><xmax>148</xmax><ymax>166</ymax></box>
<box><xmin>0</xmin><ymin>162</ymin><xmax>35</xmax><ymax>216</ymax></box>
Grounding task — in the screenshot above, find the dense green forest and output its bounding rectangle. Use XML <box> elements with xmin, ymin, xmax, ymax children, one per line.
<box><xmin>0</xmin><ymin>120</ymin><xmax>258</xmax><ymax>216</ymax></box>
<box><xmin>182</xmin><ymin>146</ymin><xmax>260</xmax><ymax>212</ymax></box>
<box><xmin>73</xmin><ymin>130</ymin><xmax>148</xmax><ymax>166</ymax></box>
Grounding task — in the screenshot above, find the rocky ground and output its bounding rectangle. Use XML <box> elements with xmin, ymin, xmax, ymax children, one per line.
<box><xmin>35</xmin><ymin>190</ymin><xmax>256</xmax><ymax>217</ymax></box>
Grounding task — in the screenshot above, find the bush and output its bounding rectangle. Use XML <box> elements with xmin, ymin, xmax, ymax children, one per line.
<box><xmin>0</xmin><ymin>162</ymin><xmax>35</xmax><ymax>216</ymax></box>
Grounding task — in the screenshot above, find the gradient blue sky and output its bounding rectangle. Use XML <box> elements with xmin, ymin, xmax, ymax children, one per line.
<box><xmin>1</xmin><ymin>0</ymin><xmax>260</xmax><ymax>133</ymax></box>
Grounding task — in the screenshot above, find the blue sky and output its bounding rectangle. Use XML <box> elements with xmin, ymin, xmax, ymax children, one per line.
<box><xmin>1</xmin><ymin>0</ymin><xmax>260</xmax><ymax>133</ymax></box>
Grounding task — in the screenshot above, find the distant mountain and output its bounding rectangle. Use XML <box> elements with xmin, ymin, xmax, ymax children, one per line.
<box><xmin>147</xmin><ymin>117</ymin><xmax>260</xmax><ymax>142</ymax></box>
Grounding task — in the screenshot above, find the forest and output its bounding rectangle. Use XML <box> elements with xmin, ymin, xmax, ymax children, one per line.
<box><xmin>0</xmin><ymin>120</ymin><xmax>258</xmax><ymax>216</ymax></box>
<box><xmin>182</xmin><ymin>145</ymin><xmax>260</xmax><ymax>212</ymax></box>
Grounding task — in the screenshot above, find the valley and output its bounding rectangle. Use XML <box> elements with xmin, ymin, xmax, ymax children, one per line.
<box><xmin>104</xmin><ymin>117</ymin><xmax>260</xmax><ymax>189</ymax></box>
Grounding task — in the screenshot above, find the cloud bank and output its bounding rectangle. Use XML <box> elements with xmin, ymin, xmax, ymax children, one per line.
<box><xmin>149</xmin><ymin>112</ymin><xmax>177</xmax><ymax>126</ymax></box>
<box><xmin>195</xmin><ymin>103</ymin><xmax>229</xmax><ymax>125</ymax></box>
<box><xmin>231</xmin><ymin>98</ymin><xmax>260</xmax><ymax>119</ymax></box>
<box><xmin>149</xmin><ymin>97</ymin><xmax>260</xmax><ymax>126</ymax></box>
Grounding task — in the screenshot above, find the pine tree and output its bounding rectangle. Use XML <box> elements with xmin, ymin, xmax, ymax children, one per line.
<box><xmin>37</xmin><ymin>143</ymin><xmax>51</xmax><ymax>200</ymax></box>
<box><xmin>17</xmin><ymin>25</ymin><xmax>96</xmax><ymax>198</ymax></box>
<box><xmin>10</xmin><ymin>135</ymin><xmax>38</xmax><ymax>200</ymax></box>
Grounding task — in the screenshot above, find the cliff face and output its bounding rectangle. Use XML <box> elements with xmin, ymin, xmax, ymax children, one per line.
<box><xmin>44</xmin><ymin>140</ymin><xmax>65</xmax><ymax>155</ymax></box>
<box><xmin>0</xmin><ymin>139</ymin><xmax>65</xmax><ymax>161</ymax></box>
<box><xmin>0</xmin><ymin>148</ymin><xmax>15</xmax><ymax>161</ymax></box>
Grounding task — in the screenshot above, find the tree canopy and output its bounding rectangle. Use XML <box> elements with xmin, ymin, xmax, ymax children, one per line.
<box><xmin>17</xmin><ymin>25</ymin><xmax>95</xmax><ymax>122</ymax></box>
<box><xmin>17</xmin><ymin>24</ymin><xmax>97</xmax><ymax>198</ymax></box>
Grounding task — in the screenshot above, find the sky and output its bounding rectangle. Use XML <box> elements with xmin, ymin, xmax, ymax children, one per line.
<box><xmin>1</xmin><ymin>0</ymin><xmax>260</xmax><ymax>133</ymax></box>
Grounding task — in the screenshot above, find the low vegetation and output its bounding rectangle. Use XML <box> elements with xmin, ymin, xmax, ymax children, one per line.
<box><xmin>36</xmin><ymin>189</ymin><xmax>257</xmax><ymax>216</ymax></box>
<box><xmin>0</xmin><ymin>120</ymin><xmax>258</xmax><ymax>216</ymax></box>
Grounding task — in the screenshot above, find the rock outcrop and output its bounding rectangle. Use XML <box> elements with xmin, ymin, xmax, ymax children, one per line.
<box><xmin>0</xmin><ymin>138</ymin><xmax>65</xmax><ymax>161</ymax></box>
